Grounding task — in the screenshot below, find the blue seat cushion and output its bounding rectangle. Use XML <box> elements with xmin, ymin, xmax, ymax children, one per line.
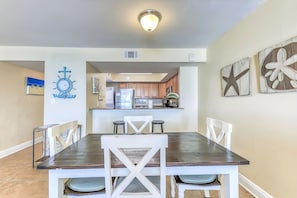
<box><xmin>67</xmin><ymin>177</ymin><xmax>105</xmax><ymax>192</ymax></box>
<box><xmin>178</xmin><ymin>174</ymin><xmax>216</xmax><ymax>184</ymax></box>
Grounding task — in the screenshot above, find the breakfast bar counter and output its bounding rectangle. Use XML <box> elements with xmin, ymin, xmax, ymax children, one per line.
<box><xmin>89</xmin><ymin>107</ymin><xmax>192</xmax><ymax>133</ymax></box>
<box><xmin>89</xmin><ymin>107</ymin><xmax>184</xmax><ymax>110</ymax></box>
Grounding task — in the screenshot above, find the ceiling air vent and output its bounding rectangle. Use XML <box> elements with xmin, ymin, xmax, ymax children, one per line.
<box><xmin>124</xmin><ymin>50</ymin><xmax>138</xmax><ymax>59</ymax></box>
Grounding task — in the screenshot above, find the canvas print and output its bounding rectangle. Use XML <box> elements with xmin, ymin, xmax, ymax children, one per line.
<box><xmin>221</xmin><ymin>57</ymin><xmax>250</xmax><ymax>97</ymax></box>
<box><xmin>259</xmin><ymin>36</ymin><xmax>297</xmax><ymax>93</ymax></box>
<box><xmin>91</xmin><ymin>76</ymin><xmax>100</xmax><ymax>94</ymax></box>
<box><xmin>26</xmin><ymin>77</ymin><xmax>44</xmax><ymax>95</ymax></box>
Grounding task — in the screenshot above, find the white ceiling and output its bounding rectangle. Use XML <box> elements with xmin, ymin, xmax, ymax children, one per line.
<box><xmin>1</xmin><ymin>0</ymin><xmax>265</xmax><ymax>73</ymax></box>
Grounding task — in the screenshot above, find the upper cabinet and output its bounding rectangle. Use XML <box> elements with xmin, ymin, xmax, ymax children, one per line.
<box><xmin>158</xmin><ymin>83</ymin><xmax>166</xmax><ymax>98</ymax></box>
<box><xmin>118</xmin><ymin>73</ymin><xmax>179</xmax><ymax>98</ymax></box>
<box><xmin>118</xmin><ymin>83</ymin><xmax>127</xmax><ymax>89</ymax></box>
<box><xmin>149</xmin><ymin>83</ymin><xmax>159</xmax><ymax>98</ymax></box>
<box><xmin>118</xmin><ymin>82</ymin><xmax>159</xmax><ymax>98</ymax></box>
<box><xmin>165</xmin><ymin>74</ymin><xmax>179</xmax><ymax>94</ymax></box>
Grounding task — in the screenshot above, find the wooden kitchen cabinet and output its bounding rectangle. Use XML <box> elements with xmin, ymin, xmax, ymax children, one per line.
<box><xmin>172</xmin><ymin>75</ymin><xmax>179</xmax><ymax>93</ymax></box>
<box><xmin>142</xmin><ymin>83</ymin><xmax>150</xmax><ymax>97</ymax></box>
<box><xmin>126</xmin><ymin>83</ymin><xmax>135</xmax><ymax>89</ymax></box>
<box><xmin>149</xmin><ymin>83</ymin><xmax>159</xmax><ymax>98</ymax></box>
<box><xmin>117</xmin><ymin>75</ymin><xmax>178</xmax><ymax>98</ymax></box>
<box><xmin>119</xmin><ymin>83</ymin><xmax>137</xmax><ymax>89</ymax></box>
<box><xmin>165</xmin><ymin>74</ymin><xmax>179</xmax><ymax>93</ymax></box>
<box><xmin>118</xmin><ymin>83</ymin><xmax>127</xmax><ymax>89</ymax></box>
<box><xmin>118</xmin><ymin>83</ymin><xmax>159</xmax><ymax>98</ymax></box>
<box><xmin>158</xmin><ymin>83</ymin><xmax>166</xmax><ymax>98</ymax></box>
<box><xmin>134</xmin><ymin>83</ymin><xmax>142</xmax><ymax>98</ymax></box>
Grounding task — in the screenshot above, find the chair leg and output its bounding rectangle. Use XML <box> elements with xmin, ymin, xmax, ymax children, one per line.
<box><xmin>170</xmin><ymin>176</ymin><xmax>176</xmax><ymax>198</ymax></box>
<box><xmin>32</xmin><ymin>129</ymin><xmax>36</xmax><ymax>168</ymax></box>
<box><xmin>178</xmin><ymin>186</ymin><xmax>185</xmax><ymax>198</ymax></box>
<box><xmin>161</xmin><ymin>124</ymin><xmax>164</xmax><ymax>133</ymax></box>
<box><xmin>204</xmin><ymin>190</ymin><xmax>210</xmax><ymax>198</ymax></box>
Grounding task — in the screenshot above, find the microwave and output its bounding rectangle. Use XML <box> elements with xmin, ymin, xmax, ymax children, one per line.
<box><xmin>134</xmin><ymin>98</ymin><xmax>148</xmax><ymax>108</ymax></box>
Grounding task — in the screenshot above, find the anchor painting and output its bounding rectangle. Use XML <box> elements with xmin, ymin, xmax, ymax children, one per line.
<box><xmin>53</xmin><ymin>66</ymin><xmax>76</xmax><ymax>99</ymax></box>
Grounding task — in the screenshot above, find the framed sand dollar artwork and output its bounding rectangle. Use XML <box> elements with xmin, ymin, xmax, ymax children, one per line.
<box><xmin>259</xmin><ymin>36</ymin><xmax>297</xmax><ymax>93</ymax></box>
<box><xmin>221</xmin><ymin>57</ymin><xmax>250</xmax><ymax>97</ymax></box>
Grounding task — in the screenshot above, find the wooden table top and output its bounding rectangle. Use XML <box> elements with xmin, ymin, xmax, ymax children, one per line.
<box><xmin>37</xmin><ymin>132</ymin><xmax>249</xmax><ymax>170</ymax></box>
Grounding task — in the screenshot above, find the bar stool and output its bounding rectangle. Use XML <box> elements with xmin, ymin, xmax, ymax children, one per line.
<box><xmin>113</xmin><ymin>120</ymin><xmax>125</xmax><ymax>134</ymax></box>
<box><xmin>152</xmin><ymin>120</ymin><xmax>164</xmax><ymax>133</ymax></box>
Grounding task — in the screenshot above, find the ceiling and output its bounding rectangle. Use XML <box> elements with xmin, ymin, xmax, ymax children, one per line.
<box><xmin>1</xmin><ymin>0</ymin><xmax>265</xmax><ymax>74</ymax></box>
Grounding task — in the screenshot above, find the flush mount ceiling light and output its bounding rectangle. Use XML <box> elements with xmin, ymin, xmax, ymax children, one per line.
<box><xmin>138</xmin><ymin>9</ymin><xmax>162</xmax><ymax>32</ymax></box>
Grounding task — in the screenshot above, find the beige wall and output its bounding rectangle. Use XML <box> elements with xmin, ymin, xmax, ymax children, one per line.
<box><xmin>86</xmin><ymin>63</ymin><xmax>108</xmax><ymax>133</ymax></box>
<box><xmin>0</xmin><ymin>62</ymin><xmax>44</xmax><ymax>151</ymax></box>
<box><xmin>198</xmin><ymin>0</ymin><xmax>297</xmax><ymax>197</ymax></box>
<box><xmin>86</xmin><ymin>63</ymin><xmax>98</xmax><ymax>134</ymax></box>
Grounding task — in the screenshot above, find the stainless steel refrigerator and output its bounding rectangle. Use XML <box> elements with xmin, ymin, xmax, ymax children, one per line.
<box><xmin>115</xmin><ymin>88</ymin><xmax>134</xmax><ymax>109</ymax></box>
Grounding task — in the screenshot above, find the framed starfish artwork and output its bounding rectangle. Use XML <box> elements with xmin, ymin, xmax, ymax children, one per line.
<box><xmin>221</xmin><ymin>57</ymin><xmax>250</xmax><ymax>97</ymax></box>
<box><xmin>259</xmin><ymin>36</ymin><xmax>297</xmax><ymax>93</ymax></box>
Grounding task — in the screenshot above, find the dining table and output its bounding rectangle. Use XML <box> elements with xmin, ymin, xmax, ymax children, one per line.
<box><xmin>37</xmin><ymin>132</ymin><xmax>249</xmax><ymax>198</ymax></box>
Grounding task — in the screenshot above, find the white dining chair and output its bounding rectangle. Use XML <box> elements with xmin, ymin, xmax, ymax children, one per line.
<box><xmin>101</xmin><ymin>134</ymin><xmax>168</xmax><ymax>198</ymax></box>
<box><xmin>47</xmin><ymin>121</ymin><xmax>79</xmax><ymax>157</ymax></box>
<box><xmin>124</xmin><ymin>115</ymin><xmax>153</xmax><ymax>134</ymax></box>
<box><xmin>47</xmin><ymin>121</ymin><xmax>105</xmax><ymax>197</ymax></box>
<box><xmin>170</xmin><ymin>117</ymin><xmax>233</xmax><ymax>198</ymax></box>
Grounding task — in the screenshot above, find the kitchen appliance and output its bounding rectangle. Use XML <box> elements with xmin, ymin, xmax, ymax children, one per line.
<box><xmin>163</xmin><ymin>92</ymin><xmax>179</xmax><ymax>108</ymax></box>
<box><xmin>134</xmin><ymin>98</ymin><xmax>164</xmax><ymax>108</ymax></box>
<box><xmin>115</xmin><ymin>88</ymin><xmax>134</xmax><ymax>109</ymax></box>
<box><xmin>148</xmin><ymin>100</ymin><xmax>153</xmax><ymax>108</ymax></box>
<box><xmin>134</xmin><ymin>98</ymin><xmax>149</xmax><ymax>108</ymax></box>
<box><xmin>163</xmin><ymin>98</ymin><xmax>179</xmax><ymax>108</ymax></box>
<box><xmin>152</xmin><ymin>98</ymin><xmax>164</xmax><ymax>107</ymax></box>
<box><xmin>105</xmin><ymin>87</ymin><xmax>115</xmax><ymax>108</ymax></box>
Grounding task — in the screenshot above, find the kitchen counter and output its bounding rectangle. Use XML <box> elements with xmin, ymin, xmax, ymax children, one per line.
<box><xmin>89</xmin><ymin>107</ymin><xmax>184</xmax><ymax>110</ymax></box>
<box><xmin>89</xmin><ymin>106</ymin><xmax>186</xmax><ymax>133</ymax></box>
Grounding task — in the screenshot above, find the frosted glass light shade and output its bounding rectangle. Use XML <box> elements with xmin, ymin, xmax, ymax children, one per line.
<box><xmin>138</xmin><ymin>9</ymin><xmax>162</xmax><ymax>32</ymax></box>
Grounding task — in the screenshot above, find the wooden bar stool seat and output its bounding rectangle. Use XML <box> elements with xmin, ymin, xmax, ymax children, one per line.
<box><xmin>113</xmin><ymin>120</ymin><xmax>125</xmax><ymax>134</ymax></box>
<box><xmin>152</xmin><ymin>120</ymin><xmax>164</xmax><ymax>133</ymax></box>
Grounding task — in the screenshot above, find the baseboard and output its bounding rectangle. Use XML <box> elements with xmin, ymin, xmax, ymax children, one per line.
<box><xmin>239</xmin><ymin>173</ymin><xmax>274</xmax><ymax>198</ymax></box>
<box><xmin>0</xmin><ymin>137</ymin><xmax>42</xmax><ymax>159</ymax></box>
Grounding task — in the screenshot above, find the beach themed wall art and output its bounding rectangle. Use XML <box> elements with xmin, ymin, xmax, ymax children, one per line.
<box><xmin>26</xmin><ymin>77</ymin><xmax>44</xmax><ymax>95</ymax></box>
<box><xmin>91</xmin><ymin>76</ymin><xmax>99</xmax><ymax>94</ymax></box>
<box><xmin>221</xmin><ymin>57</ymin><xmax>250</xmax><ymax>97</ymax></box>
<box><xmin>259</xmin><ymin>36</ymin><xmax>297</xmax><ymax>93</ymax></box>
<box><xmin>53</xmin><ymin>66</ymin><xmax>76</xmax><ymax>99</ymax></box>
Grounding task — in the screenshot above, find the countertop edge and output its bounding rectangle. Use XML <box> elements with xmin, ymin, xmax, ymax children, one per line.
<box><xmin>89</xmin><ymin>107</ymin><xmax>184</xmax><ymax>110</ymax></box>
